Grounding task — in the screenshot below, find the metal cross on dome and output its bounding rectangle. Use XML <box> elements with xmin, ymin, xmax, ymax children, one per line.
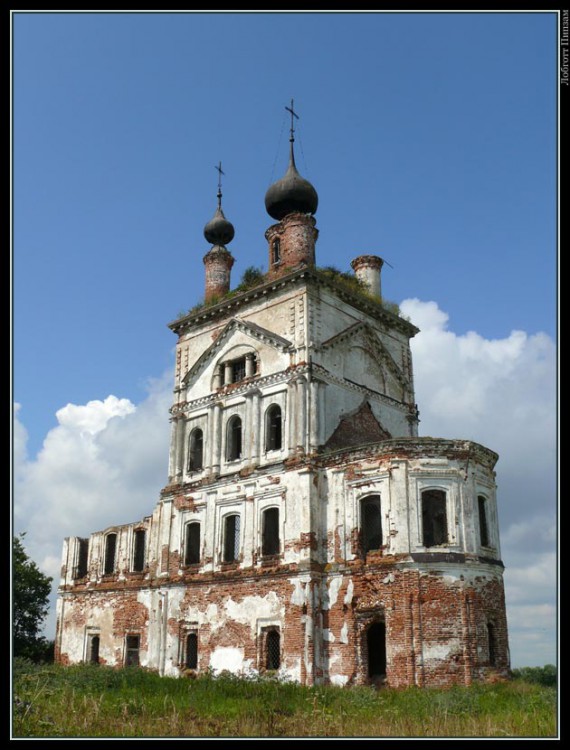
<box><xmin>285</xmin><ymin>98</ymin><xmax>299</xmax><ymax>141</ymax></box>
<box><xmin>215</xmin><ymin>161</ymin><xmax>225</xmax><ymax>206</ymax></box>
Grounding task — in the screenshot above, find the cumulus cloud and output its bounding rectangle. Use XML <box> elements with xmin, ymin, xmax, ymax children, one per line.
<box><xmin>12</xmin><ymin>300</ymin><xmax>557</xmax><ymax>667</ymax></box>
<box><xmin>401</xmin><ymin>298</ymin><xmax>558</xmax><ymax>667</ymax></box>
<box><xmin>13</xmin><ymin>373</ymin><xmax>172</xmax><ymax>638</ymax></box>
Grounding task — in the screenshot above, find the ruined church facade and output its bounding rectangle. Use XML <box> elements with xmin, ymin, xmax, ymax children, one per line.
<box><xmin>55</xmin><ymin>123</ymin><xmax>510</xmax><ymax>688</ymax></box>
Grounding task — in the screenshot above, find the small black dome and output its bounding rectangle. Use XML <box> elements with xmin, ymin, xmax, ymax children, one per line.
<box><xmin>265</xmin><ymin>145</ymin><xmax>318</xmax><ymax>222</ymax></box>
<box><xmin>204</xmin><ymin>205</ymin><xmax>235</xmax><ymax>246</ymax></box>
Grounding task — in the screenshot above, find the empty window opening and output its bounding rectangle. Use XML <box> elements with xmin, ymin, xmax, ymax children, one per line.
<box><xmin>89</xmin><ymin>635</ymin><xmax>100</xmax><ymax>665</ymax></box>
<box><xmin>223</xmin><ymin>514</ymin><xmax>241</xmax><ymax>562</ymax></box>
<box><xmin>266</xmin><ymin>630</ymin><xmax>281</xmax><ymax>670</ymax></box>
<box><xmin>478</xmin><ymin>495</ymin><xmax>490</xmax><ymax>547</ymax></box>
<box><xmin>232</xmin><ymin>358</ymin><xmax>246</xmax><ymax>383</ymax></box>
<box><xmin>75</xmin><ymin>538</ymin><xmax>89</xmax><ymax>578</ymax></box>
<box><xmin>487</xmin><ymin>623</ymin><xmax>497</xmax><ymax>667</ymax></box>
<box><xmin>265</xmin><ymin>405</ymin><xmax>282</xmax><ymax>452</ymax></box>
<box><xmin>262</xmin><ymin>507</ymin><xmax>280</xmax><ymax>557</ymax></box>
<box><xmin>361</xmin><ymin>495</ymin><xmax>382</xmax><ymax>553</ymax></box>
<box><xmin>272</xmin><ymin>238</ymin><xmax>281</xmax><ymax>265</ymax></box>
<box><xmin>185</xmin><ymin>522</ymin><xmax>201</xmax><ymax>566</ymax></box>
<box><xmin>188</xmin><ymin>428</ymin><xmax>204</xmax><ymax>472</ymax></box>
<box><xmin>133</xmin><ymin>529</ymin><xmax>146</xmax><ymax>572</ymax></box>
<box><xmin>104</xmin><ymin>533</ymin><xmax>117</xmax><ymax>575</ymax></box>
<box><xmin>367</xmin><ymin>621</ymin><xmax>387</xmax><ymax>679</ymax></box>
<box><xmin>125</xmin><ymin>635</ymin><xmax>140</xmax><ymax>667</ymax></box>
<box><xmin>186</xmin><ymin>633</ymin><xmax>198</xmax><ymax>670</ymax></box>
<box><xmin>422</xmin><ymin>490</ymin><xmax>448</xmax><ymax>547</ymax></box>
<box><xmin>226</xmin><ymin>416</ymin><xmax>242</xmax><ymax>461</ymax></box>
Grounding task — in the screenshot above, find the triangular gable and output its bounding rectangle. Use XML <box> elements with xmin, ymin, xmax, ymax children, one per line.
<box><xmin>182</xmin><ymin>318</ymin><xmax>292</xmax><ymax>387</ymax></box>
<box><xmin>325</xmin><ymin>400</ymin><xmax>392</xmax><ymax>451</ymax></box>
<box><xmin>320</xmin><ymin>321</ymin><xmax>407</xmax><ymax>389</ymax></box>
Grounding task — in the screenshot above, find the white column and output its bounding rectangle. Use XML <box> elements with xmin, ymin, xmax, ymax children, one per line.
<box><xmin>287</xmin><ymin>380</ymin><xmax>297</xmax><ymax>456</ymax></box>
<box><xmin>309</xmin><ymin>378</ymin><xmax>320</xmax><ymax>453</ymax></box>
<box><xmin>211</xmin><ymin>402</ymin><xmax>222</xmax><ymax>474</ymax></box>
<box><xmin>245</xmin><ymin>353</ymin><xmax>255</xmax><ymax>378</ymax></box>
<box><xmin>296</xmin><ymin>375</ymin><xmax>307</xmax><ymax>454</ymax></box>
<box><xmin>224</xmin><ymin>362</ymin><xmax>233</xmax><ymax>385</ymax></box>
<box><xmin>251</xmin><ymin>389</ymin><xmax>261</xmax><ymax>465</ymax></box>
<box><xmin>167</xmin><ymin>418</ymin><xmax>178</xmax><ymax>482</ymax></box>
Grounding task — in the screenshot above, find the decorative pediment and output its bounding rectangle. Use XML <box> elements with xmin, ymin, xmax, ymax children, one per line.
<box><xmin>320</xmin><ymin>321</ymin><xmax>407</xmax><ymax>391</ymax></box>
<box><xmin>182</xmin><ymin>318</ymin><xmax>293</xmax><ymax>388</ymax></box>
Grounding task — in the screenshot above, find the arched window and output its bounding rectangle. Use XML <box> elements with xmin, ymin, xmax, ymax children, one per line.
<box><xmin>133</xmin><ymin>529</ymin><xmax>146</xmax><ymax>572</ymax></box>
<box><xmin>104</xmin><ymin>533</ymin><xmax>117</xmax><ymax>575</ymax></box>
<box><xmin>361</xmin><ymin>495</ymin><xmax>382</xmax><ymax>553</ymax></box>
<box><xmin>265</xmin><ymin>405</ymin><xmax>282</xmax><ymax>452</ymax></box>
<box><xmin>226</xmin><ymin>416</ymin><xmax>242</xmax><ymax>461</ymax></box>
<box><xmin>186</xmin><ymin>633</ymin><xmax>198</xmax><ymax>670</ymax></box>
<box><xmin>188</xmin><ymin>428</ymin><xmax>204</xmax><ymax>472</ymax></box>
<box><xmin>422</xmin><ymin>490</ymin><xmax>447</xmax><ymax>547</ymax></box>
<box><xmin>478</xmin><ymin>495</ymin><xmax>490</xmax><ymax>547</ymax></box>
<box><xmin>266</xmin><ymin>629</ymin><xmax>281</xmax><ymax>670</ymax></box>
<box><xmin>272</xmin><ymin>238</ymin><xmax>281</xmax><ymax>265</ymax></box>
<box><xmin>262</xmin><ymin>507</ymin><xmax>280</xmax><ymax>556</ymax></box>
<box><xmin>223</xmin><ymin>514</ymin><xmax>240</xmax><ymax>562</ymax></box>
<box><xmin>185</xmin><ymin>522</ymin><xmax>201</xmax><ymax>566</ymax></box>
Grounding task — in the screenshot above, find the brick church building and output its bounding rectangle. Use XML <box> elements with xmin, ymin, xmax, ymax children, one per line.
<box><xmin>55</xmin><ymin>110</ymin><xmax>510</xmax><ymax>687</ymax></box>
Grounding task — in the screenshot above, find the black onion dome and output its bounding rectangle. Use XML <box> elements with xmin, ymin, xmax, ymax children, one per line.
<box><xmin>203</xmin><ymin>204</ymin><xmax>235</xmax><ymax>246</ymax></box>
<box><xmin>265</xmin><ymin>144</ymin><xmax>318</xmax><ymax>221</ymax></box>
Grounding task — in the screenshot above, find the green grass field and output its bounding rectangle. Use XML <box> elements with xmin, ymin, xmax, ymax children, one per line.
<box><xmin>12</xmin><ymin>660</ymin><xmax>558</xmax><ymax>739</ymax></box>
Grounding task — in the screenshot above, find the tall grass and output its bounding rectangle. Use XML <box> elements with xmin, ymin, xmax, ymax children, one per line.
<box><xmin>12</xmin><ymin>661</ymin><xmax>558</xmax><ymax>739</ymax></box>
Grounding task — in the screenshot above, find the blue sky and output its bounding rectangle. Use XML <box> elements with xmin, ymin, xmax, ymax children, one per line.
<box><xmin>12</xmin><ymin>11</ymin><xmax>558</xmax><ymax>671</ymax></box>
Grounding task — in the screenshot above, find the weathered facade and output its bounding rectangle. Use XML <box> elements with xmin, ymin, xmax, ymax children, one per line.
<box><xmin>55</xmin><ymin>120</ymin><xmax>510</xmax><ymax>687</ymax></box>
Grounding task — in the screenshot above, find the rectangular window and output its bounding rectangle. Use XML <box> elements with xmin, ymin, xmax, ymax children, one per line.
<box><xmin>478</xmin><ymin>495</ymin><xmax>490</xmax><ymax>547</ymax></box>
<box><xmin>133</xmin><ymin>529</ymin><xmax>146</xmax><ymax>572</ymax></box>
<box><xmin>422</xmin><ymin>490</ymin><xmax>447</xmax><ymax>547</ymax></box>
<box><xmin>185</xmin><ymin>523</ymin><xmax>201</xmax><ymax>565</ymax></box>
<box><xmin>262</xmin><ymin>508</ymin><xmax>280</xmax><ymax>556</ymax></box>
<box><xmin>223</xmin><ymin>514</ymin><xmax>240</xmax><ymax>562</ymax></box>
<box><xmin>75</xmin><ymin>538</ymin><xmax>89</xmax><ymax>578</ymax></box>
<box><xmin>104</xmin><ymin>533</ymin><xmax>117</xmax><ymax>575</ymax></box>
<box><xmin>186</xmin><ymin>633</ymin><xmax>198</xmax><ymax>670</ymax></box>
<box><xmin>125</xmin><ymin>635</ymin><xmax>140</xmax><ymax>667</ymax></box>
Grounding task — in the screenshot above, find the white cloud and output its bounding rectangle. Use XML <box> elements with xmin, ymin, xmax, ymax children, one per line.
<box><xmin>13</xmin><ymin>373</ymin><xmax>172</xmax><ymax>640</ymax></box>
<box><xmin>12</xmin><ymin>300</ymin><xmax>558</xmax><ymax>668</ymax></box>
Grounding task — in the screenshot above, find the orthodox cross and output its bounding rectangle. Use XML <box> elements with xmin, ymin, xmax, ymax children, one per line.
<box><xmin>215</xmin><ymin>161</ymin><xmax>225</xmax><ymax>206</ymax></box>
<box><xmin>285</xmin><ymin>98</ymin><xmax>299</xmax><ymax>141</ymax></box>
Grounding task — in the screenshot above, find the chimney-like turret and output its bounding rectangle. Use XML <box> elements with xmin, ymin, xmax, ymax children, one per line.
<box><xmin>351</xmin><ymin>254</ymin><xmax>384</xmax><ymax>299</ymax></box>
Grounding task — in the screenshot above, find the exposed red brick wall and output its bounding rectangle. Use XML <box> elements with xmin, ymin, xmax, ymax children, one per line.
<box><xmin>265</xmin><ymin>213</ymin><xmax>318</xmax><ymax>280</ymax></box>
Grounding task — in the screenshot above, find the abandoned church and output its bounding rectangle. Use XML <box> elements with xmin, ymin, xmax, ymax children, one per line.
<box><xmin>55</xmin><ymin>109</ymin><xmax>511</xmax><ymax>688</ymax></box>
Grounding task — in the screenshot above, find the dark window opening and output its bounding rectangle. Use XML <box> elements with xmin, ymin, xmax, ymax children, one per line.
<box><xmin>262</xmin><ymin>507</ymin><xmax>280</xmax><ymax>556</ymax></box>
<box><xmin>125</xmin><ymin>635</ymin><xmax>140</xmax><ymax>667</ymax></box>
<box><xmin>266</xmin><ymin>630</ymin><xmax>281</xmax><ymax>670</ymax></box>
<box><xmin>189</xmin><ymin>428</ymin><xmax>204</xmax><ymax>472</ymax></box>
<box><xmin>133</xmin><ymin>529</ymin><xmax>146</xmax><ymax>572</ymax></box>
<box><xmin>478</xmin><ymin>495</ymin><xmax>490</xmax><ymax>547</ymax></box>
<box><xmin>361</xmin><ymin>495</ymin><xmax>382</xmax><ymax>553</ymax></box>
<box><xmin>104</xmin><ymin>533</ymin><xmax>117</xmax><ymax>575</ymax></box>
<box><xmin>272</xmin><ymin>238</ymin><xmax>281</xmax><ymax>265</ymax></box>
<box><xmin>422</xmin><ymin>490</ymin><xmax>448</xmax><ymax>547</ymax></box>
<box><xmin>89</xmin><ymin>635</ymin><xmax>100</xmax><ymax>665</ymax></box>
<box><xmin>227</xmin><ymin>416</ymin><xmax>242</xmax><ymax>461</ymax></box>
<box><xmin>367</xmin><ymin>621</ymin><xmax>387</xmax><ymax>678</ymax></box>
<box><xmin>223</xmin><ymin>514</ymin><xmax>240</xmax><ymax>562</ymax></box>
<box><xmin>186</xmin><ymin>633</ymin><xmax>198</xmax><ymax>670</ymax></box>
<box><xmin>232</xmin><ymin>358</ymin><xmax>246</xmax><ymax>383</ymax></box>
<box><xmin>265</xmin><ymin>405</ymin><xmax>282</xmax><ymax>451</ymax></box>
<box><xmin>488</xmin><ymin>623</ymin><xmax>497</xmax><ymax>667</ymax></box>
<box><xmin>75</xmin><ymin>538</ymin><xmax>89</xmax><ymax>578</ymax></box>
<box><xmin>185</xmin><ymin>522</ymin><xmax>201</xmax><ymax>566</ymax></box>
